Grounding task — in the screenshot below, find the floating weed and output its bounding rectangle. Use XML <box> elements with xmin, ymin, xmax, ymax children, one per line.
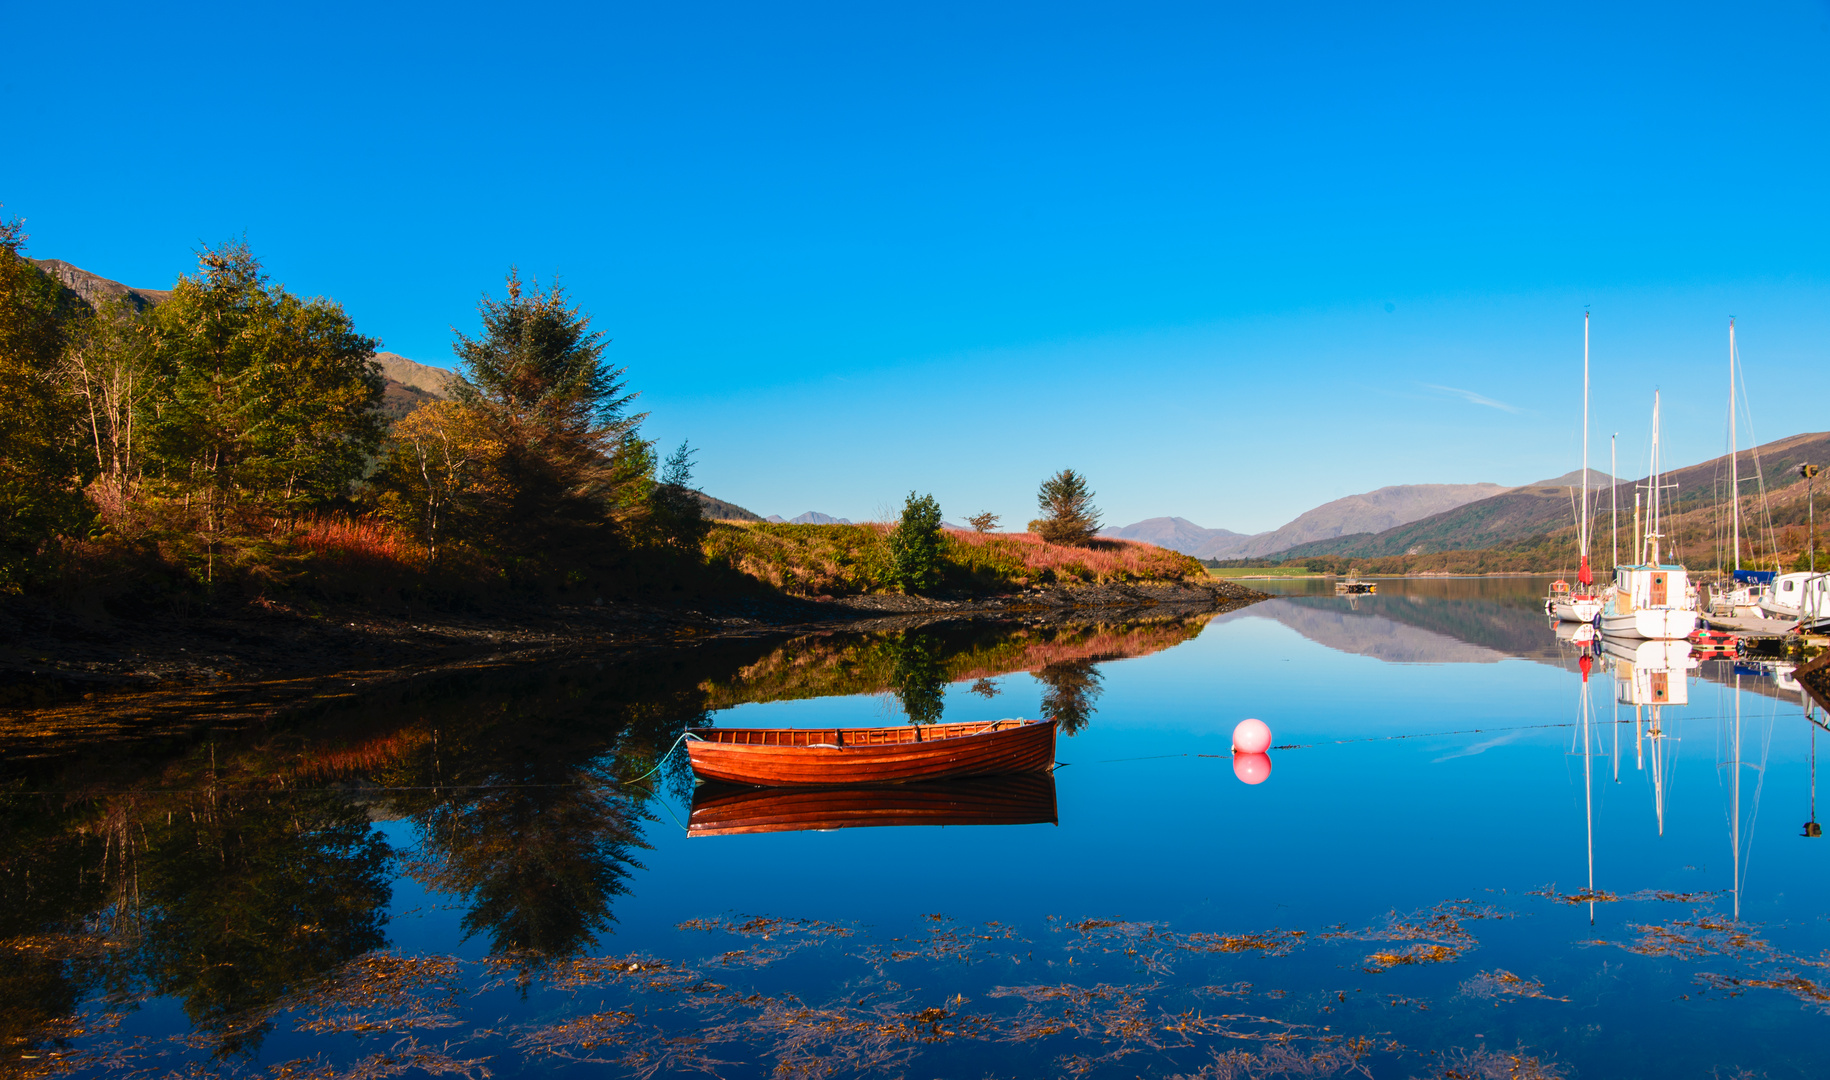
<box><xmin>293</xmin><ymin>954</ymin><xmax>467</xmax><ymax>1035</ymax></box>
<box><xmin>511</xmin><ymin>1010</ymin><xmax>640</xmax><ymax>1060</ymax></box>
<box><xmin>990</xmin><ymin>982</ymin><xmax>1163</xmax><ymax>1046</ymax></box>
<box><xmin>869</xmin><ymin>913</ymin><xmax>1024</xmax><ymax>967</ymax></box>
<box><xmin>1416</xmin><ymin>1043</ymin><xmax>1569</xmax><ymax>1080</ymax></box>
<box><xmin>1696</xmin><ymin>971</ymin><xmax>1830</xmax><ymax>1013</ymax></box>
<box><xmin>1179</xmin><ymin>930</ymin><xmax>1308</xmax><ymax>958</ymax></box>
<box><xmin>1364</xmin><ymin>944</ymin><xmax>1464</xmax><ymax>972</ymax></box>
<box><xmin>1166</xmin><ymin>1041</ymin><xmax>1377</xmax><ymax>1079</ymax></box>
<box><xmin>1458</xmin><ymin>970</ymin><xmax>1569</xmax><ymax>1003</ymax></box>
<box><xmin>1618</xmin><ymin>916</ymin><xmax>1771</xmax><ymax>961</ymax></box>
<box><xmin>1529</xmin><ymin>885</ymin><xmax>1718</xmax><ymax>906</ymax></box>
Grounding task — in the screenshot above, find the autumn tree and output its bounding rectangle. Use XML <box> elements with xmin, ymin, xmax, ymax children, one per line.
<box><xmin>966</xmin><ymin>511</ymin><xmax>1000</xmax><ymax>533</ymax></box>
<box><xmin>1031</xmin><ymin>468</ymin><xmax>1102</xmax><ymax>546</ymax></box>
<box><xmin>62</xmin><ymin>296</ymin><xmax>155</xmax><ymax>524</ymax></box>
<box><xmin>140</xmin><ymin>241</ymin><xmax>384</xmax><ymax>540</ymax></box>
<box><xmin>0</xmin><ymin>214</ymin><xmax>91</xmax><ymax>584</ymax></box>
<box><xmin>375</xmin><ymin>400</ymin><xmax>500</xmax><ymax>560</ymax></box>
<box><xmin>451</xmin><ymin>271</ymin><xmax>648</xmax><ymax>555</ymax></box>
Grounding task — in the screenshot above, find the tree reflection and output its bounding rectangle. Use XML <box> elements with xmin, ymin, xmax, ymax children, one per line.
<box><xmin>1036</xmin><ymin>659</ymin><xmax>1104</xmax><ymax>735</ymax></box>
<box><xmin>410</xmin><ymin>761</ymin><xmax>649</xmax><ymax>965</ymax></box>
<box><xmin>137</xmin><ymin>790</ymin><xmax>389</xmax><ymax>1055</ymax></box>
<box><xmin>889</xmin><ymin>632</ymin><xmax>947</xmax><ymax>725</ymax></box>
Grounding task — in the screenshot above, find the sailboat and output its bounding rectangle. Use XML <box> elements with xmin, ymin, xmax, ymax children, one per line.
<box><xmin>1711</xmin><ymin>318</ymin><xmax>1777</xmax><ymax>617</ymax></box>
<box><xmin>1550</xmin><ymin>312</ymin><xmax>1603</xmax><ymax>623</ymax></box>
<box><xmin>1599</xmin><ymin>392</ymin><xmax>1701</xmax><ymax>639</ymax></box>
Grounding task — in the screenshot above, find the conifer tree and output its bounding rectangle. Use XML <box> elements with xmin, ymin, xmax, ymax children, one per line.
<box><xmin>1032</xmin><ymin>468</ymin><xmax>1102</xmax><ymax>546</ymax></box>
<box><xmin>451</xmin><ymin>271</ymin><xmax>647</xmax><ymax>553</ymax></box>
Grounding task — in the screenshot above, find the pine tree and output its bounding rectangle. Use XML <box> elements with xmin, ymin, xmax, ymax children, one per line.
<box><xmin>1032</xmin><ymin>468</ymin><xmax>1101</xmax><ymax>546</ymax></box>
<box><xmin>648</xmin><ymin>440</ymin><xmax>708</xmax><ymax>549</ymax></box>
<box><xmin>452</xmin><ymin>271</ymin><xmax>647</xmax><ymax>554</ymax></box>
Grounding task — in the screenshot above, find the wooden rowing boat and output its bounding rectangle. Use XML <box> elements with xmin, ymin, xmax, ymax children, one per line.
<box><xmin>688</xmin><ymin>772</ymin><xmax>1058</xmax><ymax>836</ymax></box>
<box><xmin>684</xmin><ymin>718</ymin><xmax>1057</xmax><ymax>787</ymax></box>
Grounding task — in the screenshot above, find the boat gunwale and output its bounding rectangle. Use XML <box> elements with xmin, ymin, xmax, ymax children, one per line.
<box><xmin>686</xmin><ymin>718</ymin><xmax>1046</xmax><ymax>750</ymax></box>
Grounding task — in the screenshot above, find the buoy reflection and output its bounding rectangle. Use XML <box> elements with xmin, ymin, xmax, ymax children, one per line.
<box><xmin>1233</xmin><ymin>752</ymin><xmax>1272</xmax><ymax>785</ymax></box>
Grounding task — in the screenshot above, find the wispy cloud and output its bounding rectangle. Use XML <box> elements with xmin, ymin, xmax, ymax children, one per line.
<box><xmin>1421</xmin><ymin>383</ymin><xmax>1525</xmax><ymax>414</ymax></box>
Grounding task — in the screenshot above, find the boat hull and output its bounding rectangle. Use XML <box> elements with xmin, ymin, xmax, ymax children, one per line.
<box><xmin>688</xmin><ymin>773</ymin><xmax>1059</xmax><ymax>836</ymax></box>
<box><xmin>1550</xmin><ymin>597</ymin><xmax>1602</xmax><ymax>622</ymax></box>
<box><xmin>1598</xmin><ymin>607</ymin><xmax>1698</xmax><ymax>640</ymax></box>
<box><xmin>686</xmin><ymin>719</ymin><xmax>1058</xmax><ymax>787</ymax></box>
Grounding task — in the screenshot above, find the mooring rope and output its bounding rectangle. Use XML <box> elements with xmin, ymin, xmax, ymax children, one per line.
<box><xmin>621</xmin><ymin>730</ymin><xmax>702</xmax><ymax>785</ymax></box>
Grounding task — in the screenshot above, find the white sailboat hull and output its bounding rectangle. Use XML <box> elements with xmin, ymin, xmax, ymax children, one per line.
<box><xmin>1550</xmin><ymin>597</ymin><xmax>1602</xmax><ymax>622</ymax></box>
<box><xmin>1599</xmin><ymin>607</ymin><xmax>1697</xmax><ymax>640</ymax></box>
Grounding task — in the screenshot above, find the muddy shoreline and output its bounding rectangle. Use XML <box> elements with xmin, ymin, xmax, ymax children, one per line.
<box><xmin>2</xmin><ymin>578</ymin><xmax>1267</xmax><ymax>708</ymax></box>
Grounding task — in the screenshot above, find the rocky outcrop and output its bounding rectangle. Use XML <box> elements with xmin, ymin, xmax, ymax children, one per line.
<box><xmin>29</xmin><ymin>258</ymin><xmax>170</xmax><ymax>311</ymax></box>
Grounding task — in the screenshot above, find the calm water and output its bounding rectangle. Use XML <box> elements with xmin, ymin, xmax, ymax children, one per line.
<box><xmin>7</xmin><ymin>578</ymin><xmax>1829</xmax><ymax>1078</ymax></box>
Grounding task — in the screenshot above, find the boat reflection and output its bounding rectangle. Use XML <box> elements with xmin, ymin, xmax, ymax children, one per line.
<box><xmin>1603</xmin><ymin>635</ymin><xmax>1697</xmax><ymax>706</ymax></box>
<box><xmin>688</xmin><ymin>772</ymin><xmax>1059</xmax><ymax>837</ymax></box>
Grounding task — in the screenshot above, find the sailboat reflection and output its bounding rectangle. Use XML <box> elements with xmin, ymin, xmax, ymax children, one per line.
<box><xmin>688</xmin><ymin>772</ymin><xmax>1059</xmax><ymax>837</ymax></box>
<box><xmin>1602</xmin><ymin>635</ymin><xmax>1697</xmax><ymax>836</ymax></box>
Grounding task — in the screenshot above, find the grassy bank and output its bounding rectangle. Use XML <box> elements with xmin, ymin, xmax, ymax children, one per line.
<box><xmin>703</xmin><ymin>522</ymin><xmax>1204</xmax><ymax>596</ymax></box>
<box><xmin>1205</xmin><ymin>566</ymin><xmax>1322</xmax><ymax>579</ymax></box>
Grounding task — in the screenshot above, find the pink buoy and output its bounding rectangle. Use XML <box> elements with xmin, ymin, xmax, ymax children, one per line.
<box><xmin>1233</xmin><ymin>752</ymin><xmax>1272</xmax><ymax>785</ymax></box>
<box><xmin>1232</xmin><ymin>718</ymin><xmax>1272</xmax><ymax>754</ymax></box>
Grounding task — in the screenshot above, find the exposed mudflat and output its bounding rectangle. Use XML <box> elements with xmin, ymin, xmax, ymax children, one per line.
<box><xmin>0</xmin><ymin>579</ymin><xmax>1266</xmax><ymax>713</ymax></box>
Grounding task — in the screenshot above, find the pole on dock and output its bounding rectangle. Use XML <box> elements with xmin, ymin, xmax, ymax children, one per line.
<box><xmin>1802</xmin><ymin>464</ymin><xmax>1819</xmax><ymax>574</ymax></box>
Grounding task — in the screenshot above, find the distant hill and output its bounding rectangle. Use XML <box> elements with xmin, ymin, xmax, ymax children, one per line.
<box><xmin>1226</xmin><ymin>483</ymin><xmax>1511</xmax><ymax>557</ymax></box>
<box><xmin>1108</xmin><ymin>483</ymin><xmax>1512</xmax><ymax>559</ymax></box>
<box><xmin>1101</xmin><ymin>517</ymin><xmax>1250</xmax><ymax>557</ymax></box>
<box><xmin>695</xmin><ymin>494</ymin><xmax>762</xmax><ymax>522</ymax></box>
<box><xmin>1267</xmin><ymin>433</ymin><xmax>1830</xmax><ymax>561</ymax></box>
<box><xmin>375</xmin><ymin>352</ymin><xmax>457</xmax><ymax>397</ymax></box>
<box><xmin>1528</xmin><ymin>467</ymin><xmax>1616</xmax><ymax>490</ymax></box>
<box><xmin>764</xmin><ymin>511</ymin><xmax>856</xmax><ymax>525</ymax></box>
<box><xmin>29</xmin><ymin>258</ymin><xmax>170</xmax><ymax>311</ymax></box>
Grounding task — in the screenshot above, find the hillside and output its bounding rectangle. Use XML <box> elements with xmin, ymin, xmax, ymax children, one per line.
<box><xmin>375</xmin><ymin>352</ymin><xmax>458</xmax><ymax>397</ymax></box>
<box><xmin>1105</xmin><ymin>483</ymin><xmax>1510</xmax><ymax>559</ymax></box>
<box><xmin>1102</xmin><ymin>517</ymin><xmax>1249</xmax><ymax>556</ymax></box>
<box><xmin>1268</xmin><ymin>432</ymin><xmax>1830</xmax><ymax>563</ymax></box>
<box><xmin>1227</xmin><ymin>482</ymin><xmax>1510</xmax><ymax>557</ymax></box>
<box><xmin>698</xmin><ymin>494</ymin><xmax>763</xmax><ymax>522</ymax></box>
<box><xmin>29</xmin><ymin>258</ymin><xmax>170</xmax><ymax>310</ymax></box>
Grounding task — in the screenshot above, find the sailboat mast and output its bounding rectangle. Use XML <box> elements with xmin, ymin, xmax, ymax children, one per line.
<box><xmin>1612</xmin><ymin>435</ymin><xmax>1619</xmax><ymax>573</ymax></box>
<box><xmin>1581</xmin><ymin>312</ymin><xmax>1591</xmax><ymax>585</ymax></box>
<box><xmin>1650</xmin><ymin>392</ymin><xmax>1663</xmax><ymax>566</ymax></box>
<box><xmin>1731</xmin><ymin>318</ymin><xmax>1740</xmax><ymax>572</ymax></box>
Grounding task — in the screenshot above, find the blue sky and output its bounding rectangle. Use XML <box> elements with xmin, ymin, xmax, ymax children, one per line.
<box><xmin>9</xmin><ymin>2</ymin><xmax>1830</xmax><ymax>532</ymax></box>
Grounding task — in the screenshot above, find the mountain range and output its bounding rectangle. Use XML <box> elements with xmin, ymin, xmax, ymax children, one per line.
<box><xmin>1106</xmin><ymin>470</ymin><xmax>1630</xmax><ymax>560</ymax></box>
<box><xmin>1105</xmin><ymin>482</ymin><xmax>1520</xmax><ymax>558</ymax></box>
<box><xmin>1273</xmin><ymin>435</ymin><xmax>1830</xmax><ymax>561</ymax></box>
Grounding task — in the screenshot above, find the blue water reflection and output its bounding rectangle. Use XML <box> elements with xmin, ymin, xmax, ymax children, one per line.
<box><xmin>17</xmin><ymin>577</ymin><xmax>1830</xmax><ymax>1078</ymax></box>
